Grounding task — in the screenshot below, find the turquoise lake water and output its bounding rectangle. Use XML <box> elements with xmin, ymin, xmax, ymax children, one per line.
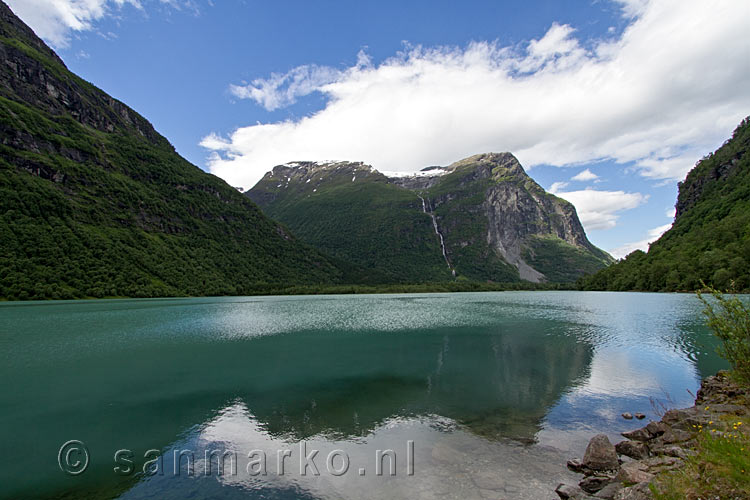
<box><xmin>0</xmin><ymin>291</ymin><xmax>726</xmax><ymax>499</ymax></box>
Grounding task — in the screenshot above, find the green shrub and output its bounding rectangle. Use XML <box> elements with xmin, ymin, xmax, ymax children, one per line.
<box><xmin>697</xmin><ymin>285</ymin><xmax>750</xmax><ymax>384</ymax></box>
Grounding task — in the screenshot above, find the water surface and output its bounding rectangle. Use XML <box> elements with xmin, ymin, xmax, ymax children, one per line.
<box><xmin>0</xmin><ymin>292</ymin><xmax>725</xmax><ymax>499</ymax></box>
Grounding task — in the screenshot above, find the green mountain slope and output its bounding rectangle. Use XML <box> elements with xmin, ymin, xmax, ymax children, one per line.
<box><xmin>0</xmin><ymin>2</ymin><xmax>343</xmax><ymax>300</ymax></box>
<box><xmin>579</xmin><ymin>116</ymin><xmax>750</xmax><ymax>292</ymax></box>
<box><xmin>247</xmin><ymin>162</ymin><xmax>450</xmax><ymax>283</ymax></box>
<box><xmin>248</xmin><ymin>154</ymin><xmax>612</xmax><ymax>283</ymax></box>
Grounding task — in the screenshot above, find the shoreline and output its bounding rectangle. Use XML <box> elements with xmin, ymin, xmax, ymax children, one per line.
<box><xmin>555</xmin><ymin>371</ymin><xmax>750</xmax><ymax>499</ymax></box>
<box><xmin>3</xmin><ymin>286</ymin><xmax>732</xmax><ymax>303</ymax></box>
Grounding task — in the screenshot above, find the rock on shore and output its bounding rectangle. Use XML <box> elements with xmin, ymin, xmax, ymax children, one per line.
<box><xmin>555</xmin><ymin>371</ymin><xmax>749</xmax><ymax>500</ymax></box>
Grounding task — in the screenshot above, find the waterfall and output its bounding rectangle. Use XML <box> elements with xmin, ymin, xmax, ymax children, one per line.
<box><xmin>418</xmin><ymin>195</ymin><xmax>455</xmax><ymax>276</ymax></box>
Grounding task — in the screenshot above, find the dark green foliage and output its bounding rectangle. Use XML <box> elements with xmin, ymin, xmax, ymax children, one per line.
<box><xmin>524</xmin><ymin>235</ymin><xmax>614</xmax><ymax>283</ymax></box>
<box><xmin>579</xmin><ymin>117</ymin><xmax>750</xmax><ymax>292</ymax></box>
<box><xmin>250</xmin><ymin>168</ymin><xmax>452</xmax><ymax>284</ymax></box>
<box><xmin>0</xmin><ymin>14</ymin><xmax>344</xmax><ymax>300</ymax></box>
<box><xmin>235</xmin><ymin>280</ymin><xmax>575</xmax><ymax>296</ymax></box>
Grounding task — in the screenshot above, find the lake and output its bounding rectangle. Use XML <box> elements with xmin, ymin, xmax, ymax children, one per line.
<box><xmin>0</xmin><ymin>291</ymin><xmax>726</xmax><ymax>499</ymax></box>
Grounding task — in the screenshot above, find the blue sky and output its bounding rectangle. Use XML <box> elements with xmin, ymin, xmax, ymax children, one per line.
<box><xmin>7</xmin><ymin>0</ymin><xmax>750</xmax><ymax>257</ymax></box>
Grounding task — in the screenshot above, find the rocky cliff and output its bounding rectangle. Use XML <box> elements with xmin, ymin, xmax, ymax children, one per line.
<box><xmin>675</xmin><ymin>125</ymin><xmax>748</xmax><ymax>218</ymax></box>
<box><xmin>248</xmin><ymin>153</ymin><xmax>612</xmax><ymax>283</ymax></box>
<box><xmin>423</xmin><ymin>153</ymin><xmax>611</xmax><ymax>282</ymax></box>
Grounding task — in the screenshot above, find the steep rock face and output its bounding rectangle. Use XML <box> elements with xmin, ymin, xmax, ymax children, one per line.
<box><xmin>0</xmin><ymin>1</ymin><xmax>343</xmax><ymax>300</ymax></box>
<box><xmin>0</xmin><ymin>3</ymin><xmax>163</xmax><ymax>144</ymax></box>
<box><xmin>417</xmin><ymin>153</ymin><xmax>611</xmax><ymax>282</ymax></box>
<box><xmin>675</xmin><ymin>147</ymin><xmax>746</xmax><ymax>219</ymax></box>
<box><xmin>248</xmin><ymin>153</ymin><xmax>611</xmax><ymax>283</ymax></box>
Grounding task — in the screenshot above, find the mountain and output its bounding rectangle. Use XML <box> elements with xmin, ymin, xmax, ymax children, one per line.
<box><xmin>0</xmin><ymin>1</ymin><xmax>344</xmax><ymax>300</ymax></box>
<box><xmin>247</xmin><ymin>153</ymin><xmax>613</xmax><ymax>284</ymax></box>
<box><xmin>579</xmin><ymin>117</ymin><xmax>750</xmax><ymax>292</ymax></box>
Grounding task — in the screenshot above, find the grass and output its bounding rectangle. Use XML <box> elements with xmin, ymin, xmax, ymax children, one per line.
<box><xmin>651</xmin><ymin>421</ymin><xmax>750</xmax><ymax>500</ymax></box>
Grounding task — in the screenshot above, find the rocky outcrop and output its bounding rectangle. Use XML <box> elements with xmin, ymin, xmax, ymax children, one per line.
<box><xmin>398</xmin><ymin>153</ymin><xmax>612</xmax><ymax>283</ymax></box>
<box><xmin>675</xmin><ymin>153</ymin><xmax>745</xmax><ymax>219</ymax></box>
<box><xmin>0</xmin><ymin>1</ymin><xmax>166</xmax><ymax>146</ymax></box>
<box><xmin>556</xmin><ymin>372</ymin><xmax>750</xmax><ymax>500</ymax></box>
<box><xmin>467</xmin><ymin>154</ymin><xmax>602</xmax><ymax>281</ymax></box>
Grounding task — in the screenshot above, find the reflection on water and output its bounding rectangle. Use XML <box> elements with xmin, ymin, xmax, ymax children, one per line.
<box><xmin>119</xmin><ymin>402</ymin><xmax>579</xmax><ymax>500</ymax></box>
<box><xmin>0</xmin><ymin>292</ymin><xmax>727</xmax><ymax>499</ymax></box>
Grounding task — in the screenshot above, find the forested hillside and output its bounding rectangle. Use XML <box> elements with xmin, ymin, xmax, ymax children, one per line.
<box><xmin>579</xmin><ymin>116</ymin><xmax>750</xmax><ymax>292</ymax></box>
<box><xmin>0</xmin><ymin>2</ymin><xmax>343</xmax><ymax>300</ymax></box>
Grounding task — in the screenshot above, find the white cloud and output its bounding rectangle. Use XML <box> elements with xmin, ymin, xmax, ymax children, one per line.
<box><xmin>665</xmin><ymin>207</ymin><xmax>676</xmax><ymax>218</ymax></box>
<box><xmin>614</xmin><ymin>0</ymin><xmax>650</xmax><ymax>18</ymax></box>
<box><xmin>548</xmin><ymin>181</ymin><xmax>569</xmax><ymax>193</ymax></box>
<box><xmin>609</xmin><ymin>223</ymin><xmax>672</xmax><ymax>259</ymax></box>
<box><xmin>231</xmin><ymin>51</ymin><xmax>372</xmax><ymax>112</ymax></box>
<box><xmin>571</xmin><ymin>168</ymin><xmax>599</xmax><ymax>182</ymax></box>
<box><xmin>5</xmin><ymin>0</ymin><xmax>194</xmax><ymax>48</ymax></box>
<box><xmin>230</xmin><ymin>65</ymin><xmax>342</xmax><ymax>112</ymax></box>
<box><xmin>550</xmin><ymin>188</ymin><xmax>649</xmax><ymax>232</ymax></box>
<box><xmin>203</xmin><ymin>0</ymin><xmax>750</xmax><ymax>190</ymax></box>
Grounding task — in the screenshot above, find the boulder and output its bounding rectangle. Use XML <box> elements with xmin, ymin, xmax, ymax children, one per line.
<box><xmin>580</xmin><ymin>475</ymin><xmax>612</xmax><ymax>494</ymax></box>
<box><xmin>660</xmin><ymin>446</ymin><xmax>688</xmax><ymax>459</ymax></box>
<box><xmin>621</xmin><ymin>427</ymin><xmax>652</xmax><ymax>442</ymax></box>
<box><xmin>615</xmin><ymin>440</ymin><xmax>649</xmax><ymax>460</ymax></box>
<box><xmin>567</xmin><ymin>458</ymin><xmax>586</xmax><ymax>473</ymax></box>
<box><xmin>644</xmin><ymin>421</ymin><xmax>667</xmax><ymax>437</ymax></box>
<box><xmin>658</xmin><ymin>428</ymin><xmax>691</xmax><ymax>444</ymax></box>
<box><xmin>644</xmin><ymin>456</ymin><xmax>682</xmax><ymax>469</ymax></box>
<box><xmin>615</xmin><ymin>462</ymin><xmax>654</xmax><ymax>484</ymax></box>
<box><xmin>661</xmin><ymin>408</ymin><xmax>710</xmax><ymax>431</ymax></box>
<box><xmin>594</xmin><ymin>482</ymin><xmax>624</xmax><ymax>499</ymax></box>
<box><xmin>613</xmin><ymin>482</ymin><xmax>653</xmax><ymax>500</ymax></box>
<box><xmin>583</xmin><ymin>434</ymin><xmax>620</xmax><ymax>472</ymax></box>
<box><xmin>556</xmin><ymin>483</ymin><xmax>595</xmax><ymax>499</ymax></box>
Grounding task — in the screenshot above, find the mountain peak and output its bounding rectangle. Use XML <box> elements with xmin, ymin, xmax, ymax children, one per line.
<box><xmin>449</xmin><ymin>152</ymin><xmax>519</xmax><ymax>166</ymax></box>
<box><xmin>446</xmin><ymin>152</ymin><xmax>527</xmax><ymax>179</ymax></box>
<box><xmin>0</xmin><ymin>2</ymin><xmax>65</xmax><ymax>68</ymax></box>
<box><xmin>249</xmin><ymin>152</ymin><xmax>611</xmax><ymax>284</ymax></box>
<box><xmin>0</xmin><ymin>1</ymin><xmax>167</xmax><ymax>147</ymax></box>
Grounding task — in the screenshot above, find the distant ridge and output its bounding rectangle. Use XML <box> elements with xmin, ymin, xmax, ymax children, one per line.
<box><xmin>248</xmin><ymin>153</ymin><xmax>612</xmax><ymax>284</ymax></box>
